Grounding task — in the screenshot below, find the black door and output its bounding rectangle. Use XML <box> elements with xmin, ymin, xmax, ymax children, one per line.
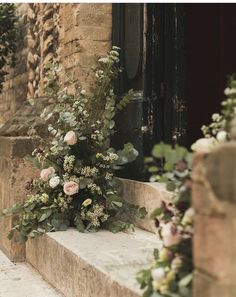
<box><xmin>185</xmin><ymin>4</ymin><xmax>236</xmax><ymax>146</ymax></box>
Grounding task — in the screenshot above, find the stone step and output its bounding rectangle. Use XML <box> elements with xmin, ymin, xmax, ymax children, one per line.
<box><xmin>119</xmin><ymin>178</ymin><xmax>172</xmax><ymax>233</ymax></box>
<box><xmin>26</xmin><ymin>228</ymin><xmax>161</xmax><ymax>297</ymax></box>
<box><xmin>0</xmin><ymin>249</ymin><xmax>62</xmax><ymax>297</ymax></box>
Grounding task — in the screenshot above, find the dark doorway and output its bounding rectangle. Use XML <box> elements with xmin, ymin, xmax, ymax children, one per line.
<box><xmin>185</xmin><ymin>4</ymin><xmax>236</xmax><ymax>146</ymax></box>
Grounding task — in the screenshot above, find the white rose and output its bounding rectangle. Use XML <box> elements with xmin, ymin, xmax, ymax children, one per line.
<box><xmin>171</xmin><ymin>256</ymin><xmax>183</xmax><ymax>271</ymax></box>
<box><xmin>182</xmin><ymin>208</ymin><xmax>195</xmax><ymax>225</ymax></box>
<box><xmin>151</xmin><ymin>267</ymin><xmax>165</xmax><ymax>282</ymax></box>
<box><xmin>40</xmin><ymin>167</ymin><xmax>55</xmax><ymax>181</ymax></box>
<box><xmin>49</xmin><ymin>176</ymin><xmax>60</xmax><ymax>188</ymax></box>
<box><xmin>216</xmin><ymin>130</ymin><xmax>227</xmax><ymax>143</ymax></box>
<box><xmin>64</xmin><ymin>131</ymin><xmax>77</xmax><ymax>145</ymax></box>
<box><xmin>191</xmin><ymin>137</ymin><xmax>216</xmax><ymax>153</ymax></box>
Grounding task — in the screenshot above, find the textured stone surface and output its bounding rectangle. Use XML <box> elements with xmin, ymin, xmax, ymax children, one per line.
<box><xmin>206</xmin><ymin>142</ymin><xmax>236</xmax><ymax>203</ymax></box>
<box><xmin>119</xmin><ymin>178</ymin><xmax>172</xmax><ymax>233</ymax></box>
<box><xmin>0</xmin><ymin>97</ymin><xmax>52</xmax><ymax>137</ymax></box>
<box><xmin>0</xmin><ymin>4</ymin><xmax>28</xmax><ymax>128</ymax></box>
<box><xmin>26</xmin><ymin>228</ymin><xmax>161</xmax><ymax>297</ymax></box>
<box><xmin>192</xmin><ymin>146</ymin><xmax>236</xmax><ymax>297</ymax></box>
<box><xmin>0</xmin><ymin>137</ymin><xmax>39</xmax><ymax>261</ymax></box>
<box><xmin>0</xmin><ymin>250</ymin><xmax>62</xmax><ymax>297</ymax></box>
<box><xmin>0</xmin><ymin>3</ymin><xmax>112</xmax><ymax>128</ymax></box>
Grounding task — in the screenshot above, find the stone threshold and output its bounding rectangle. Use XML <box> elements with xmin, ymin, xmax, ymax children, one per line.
<box><xmin>26</xmin><ymin>228</ymin><xmax>161</xmax><ymax>297</ymax></box>
<box><xmin>0</xmin><ymin>249</ymin><xmax>62</xmax><ymax>297</ymax></box>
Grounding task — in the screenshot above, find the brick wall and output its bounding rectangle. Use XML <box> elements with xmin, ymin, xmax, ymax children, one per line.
<box><xmin>192</xmin><ymin>143</ymin><xmax>236</xmax><ymax>297</ymax></box>
<box><xmin>0</xmin><ymin>3</ymin><xmax>112</xmax><ymax>128</ymax></box>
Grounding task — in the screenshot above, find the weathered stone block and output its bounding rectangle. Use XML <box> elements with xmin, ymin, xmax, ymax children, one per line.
<box><xmin>27</xmin><ymin>228</ymin><xmax>159</xmax><ymax>297</ymax></box>
<box><xmin>194</xmin><ymin>270</ymin><xmax>236</xmax><ymax>297</ymax></box>
<box><xmin>0</xmin><ymin>136</ymin><xmax>39</xmax><ymax>261</ymax></box>
<box><xmin>75</xmin><ymin>12</ymin><xmax>112</xmax><ymax>28</ymax></box>
<box><xmin>193</xmin><ymin>143</ymin><xmax>236</xmax><ymax>297</ymax></box>
<box><xmin>119</xmin><ymin>178</ymin><xmax>172</xmax><ymax>233</ymax></box>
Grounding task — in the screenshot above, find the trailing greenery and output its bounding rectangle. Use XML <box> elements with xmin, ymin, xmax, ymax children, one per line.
<box><xmin>137</xmin><ymin>144</ymin><xmax>193</xmax><ymax>297</ymax></box>
<box><xmin>1</xmin><ymin>47</ymin><xmax>147</xmax><ymax>243</ymax></box>
<box><xmin>0</xmin><ymin>4</ymin><xmax>18</xmax><ymax>91</ymax></box>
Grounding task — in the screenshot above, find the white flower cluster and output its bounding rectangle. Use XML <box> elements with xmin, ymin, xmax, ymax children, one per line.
<box><xmin>63</xmin><ymin>155</ymin><xmax>76</xmax><ymax>172</ymax></box>
<box><xmin>53</xmin><ymin>193</ymin><xmax>72</xmax><ymax>212</ymax></box>
<box><xmin>105</xmin><ymin>172</ymin><xmax>113</xmax><ymax>180</ymax></box>
<box><xmin>96</xmin><ymin>152</ymin><xmax>119</xmax><ymax>162</ymax></box>
<box><xmin>80</xmin><ymin>166</ymin><xmax>99</xmax><ymax>177</ymax></box>
<box><xmin>87</xmin><ymin>183</ymin><xmax>102</xmax><ymax>195</ymax></box>
<box><xmin>91</xmin><ymin>129</ymin><xmax>104</xmax><ymax>141</ymax></box>
<box><xmin>81</xmin><ymin>204</ymin><xmax>109</xmax><ymax>227</ymax></box>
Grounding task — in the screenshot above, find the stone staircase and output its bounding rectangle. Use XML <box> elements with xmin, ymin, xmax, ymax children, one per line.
<box><xmin>0</xmin><ymin>179</ymin><xmax>171</xmax><ymax>297</ymax></box>
<box><xmin>0</xmin><ymin>249</ymin><xmax>62</xmax><ymax>297</ymax></box>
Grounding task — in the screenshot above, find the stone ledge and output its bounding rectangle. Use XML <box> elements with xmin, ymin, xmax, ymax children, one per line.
<box><xmin>119</xmin><ymin>178</ymin><xmax>172</xmax><ymax>233</ymax></box>
<box><xmin>0</xmin><ymin>250</ymin><xmax>62</xmax><ymax>297</ymax></box>
<box><xmin>26</xmin><ymin>228</ymin><xmax>161</xmax><ymax>297</ymax></box>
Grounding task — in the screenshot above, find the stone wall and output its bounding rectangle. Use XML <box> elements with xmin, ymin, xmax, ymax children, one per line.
<box><xmin>0</xmin><ymin>136</ymin><xmax>39</xmax><ymax>261</ymax></box>
<box><xmin>0</xmin><ymin>4</ymin><xmax>28</xmax><ymax>128</ymax></box>
<box><xmin>192</xmin><ymin>143</ymin><xmax>236</xmax><ymax>297</ymax></box>
<box><xmin>0</xmin><ymin>3</ymin><xmax>112</xmax><ymax>128</ymax></box>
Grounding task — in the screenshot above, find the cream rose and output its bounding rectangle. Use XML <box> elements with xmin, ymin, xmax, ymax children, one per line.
<box><xmin>40</xmin><ymin>167</ymin><xmax>55</xmax><ymax>181</ymax></box>
<box><xmin>49</xmin><ymin>176</ymin><xmax>60</xmax><ymax>188</ymax></box>
<box><xmin>151</xmin><ymin>267</ymin><xmax>165</xmax><ymax>282</ymax></box>
<box><xmin>161</xmin><ymin>222</ymin><xmax>182</xmax><ymax>247</ymax></box>
<box><xmin>64</xmin><ymin>131</ymin><xmax>77</xmax><ymax>145</ymax></box>
<box><xmin>63</xmin><ymin>181</ymin><xmax>79</xmax><ymax>196</ymax></box>
<box><xmin>191</xmin><ymin>137</ymin><xmax>215</xmax><ymax>153</ymax></box>
<box><xmin>216</xmin><ymin>130</ymin><xmax>227</xmax><ymax>143</ymax></box>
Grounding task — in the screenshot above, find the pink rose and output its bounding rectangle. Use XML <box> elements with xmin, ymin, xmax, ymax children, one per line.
<box><xmin>161</xmin><ymin>222</ymin><xmax>182</xmax><ymax>247</ymax></box>
<box><xmin>63</xmin><ymin>181</ymin><xmax>79</xmax><ymax>196</ymax></box>
<box><xmin>40</xmin><ymin>167</ymin><xmax>55</xmax><ymax>181</ymax></box>
<box><xmin>64</xmin><ymin>131</ymin><xmax>77</xmax><ymax>145</ymax></box>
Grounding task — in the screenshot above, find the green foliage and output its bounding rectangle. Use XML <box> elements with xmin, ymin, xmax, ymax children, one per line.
<box><xmin>2</xmin><ymin>47</ymin><xmax>146</xmax><ymax>242</ymax></box>
<box><xmin>138</xmin><ymin>143</ymin><xmax>193</xmax><ymax>297</ymax></box>
<box><xmin>0</xmin><ymin>4</ymin><xmax>17</xmax><ymax>91</ymax></box>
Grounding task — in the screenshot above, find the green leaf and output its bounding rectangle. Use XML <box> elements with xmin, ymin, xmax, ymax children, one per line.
<box><xmin>166</xmin><ymin>181</ymin><xmax>176</xmax><ymax>191</ymax></box>
<box><xmin>148</xmin><ymin>166</ymin><xmax>159</xmax><ymax>173</ymax></box>
<box><xmin>159</xmin><ymin>176</ymin><xmax>169</xmax><ymax>183</ymax></box>
<box><xmin>150</xmin><ymin>207</ymin><xmax>163</xmax><ymax>219</ymax></box>
<box><xmin>164</xmin><ymin>162</ymin><xmax>174</xmax><ymax>171</ymax></box>
<box><xmin>153</xmin><ymin>248</ymin><xmax>159</xmax><ymax>259</ymax></box>
<box><xmin>137</xmin><ymin>207</ymin><xmax>148</xmax><ymax>219</ymax></box>
<box><xmin>109</xmin><ymin>120</ymin><xmax>115</xmax><ymax>129</ymax></box>
<box><xmin>38</xmin><ymin>209</ymin><xmax>52</xmax><ymax>222</ymax></box>
<box><xmin>7</xmin><ymin>229</ymin><xmax>15</xmax><ymax>240</ymax></box>
<box><xmin>79</xmin><ymin>136</ymin><xmax>87</xmax><ymax>141</ymax></box>
<box><xmin>75</xmin><ymin>216</ymin><xmax>85</xmax><ymax>232</ymax></box>
<box><xmin>179</xmin><ymin>273</ymin><xmax>193</xmax><ymax>287</ymax></box>
<box><xmin>144</xmin><ymin>156</ymin><xmax>154</xmax><ymax>163</ymax></box>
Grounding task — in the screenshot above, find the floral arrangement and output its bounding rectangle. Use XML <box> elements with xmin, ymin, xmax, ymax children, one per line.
<box><xmin>137</xmin><ymin>143</ymin><xmax>193</xmax><ymax>297</ymax></box>
<box><xmin>2</xmin><ymin>47</ymin><xmax>146</xmax><ymax>242</ymax></box>
<box><xmin>137</xmin><ymin>76</ymin><xmax>236</xmax><ymax>297</ymax></box>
